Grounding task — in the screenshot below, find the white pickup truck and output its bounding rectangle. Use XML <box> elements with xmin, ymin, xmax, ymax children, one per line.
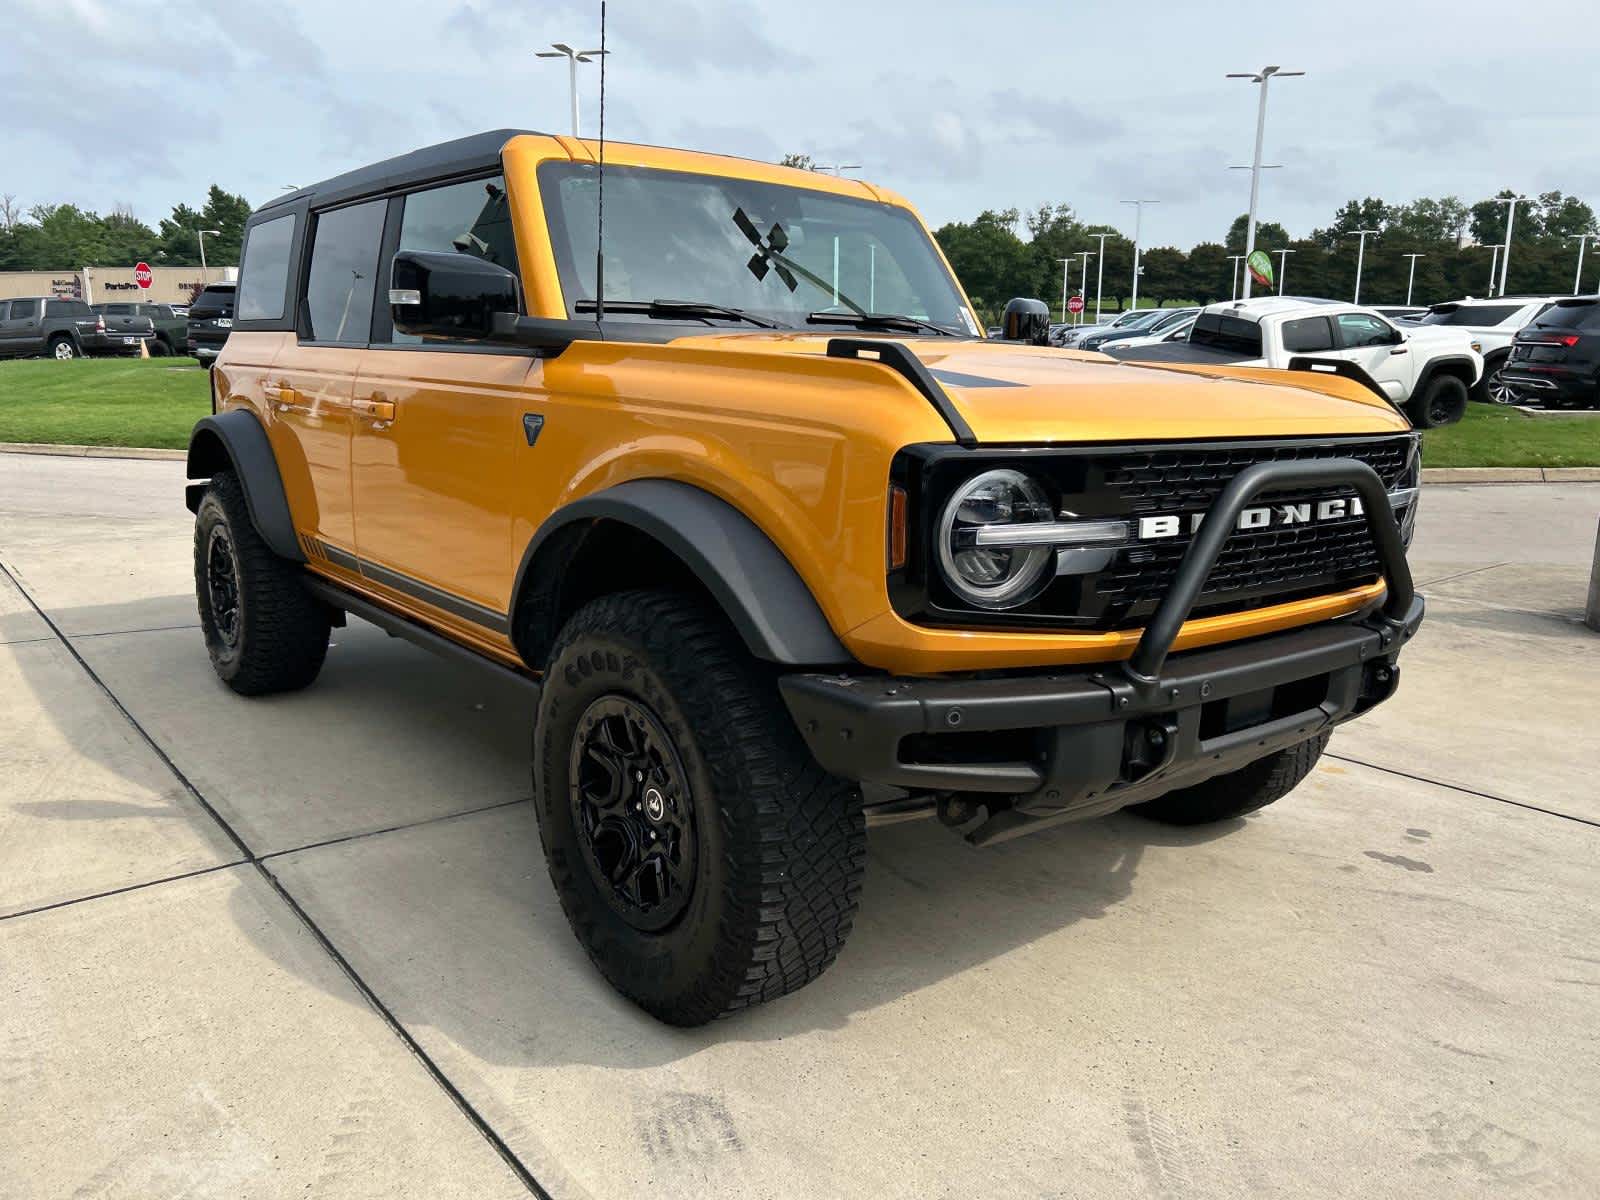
<box><xmin>1105</xmin><ymin>297</ymin><xmax>1482</xmax><ymax>427</ymax></box>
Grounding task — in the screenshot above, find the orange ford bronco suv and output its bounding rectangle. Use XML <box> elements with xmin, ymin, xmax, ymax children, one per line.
<box><xmin>185</xmin><ymin>130</ymin><xmax>1423</xmax><ymax>1024</ymax></box>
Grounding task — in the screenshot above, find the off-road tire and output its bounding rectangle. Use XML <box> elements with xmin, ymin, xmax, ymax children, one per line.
<box><xmin>193</xmin><ymin>470</ymin><xmax>330</xmax><ymax>695</ymax></box>
<box><xmin>1409</xmin><ymin>374</ymin><xmax>1469</xmax><ymax>428</ymax></box>
<box><xmin>48</xmin><ymin>335</ymin><xmax>76</xmax><ymax>360</ymax></box>
<box><xmin>1127</xmin><ymin>731</ymin><xmax>1331</xmax><ymax>826</ymax></box>
<box><xmin>534</xmin><ymin>590</ymin><xmax>866</xmax><ymax>1025</ymax></box>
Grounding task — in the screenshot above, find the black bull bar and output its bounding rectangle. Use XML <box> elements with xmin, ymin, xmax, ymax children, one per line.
<box><xmin>780</xmin><ymin>458</ymin><xmax>1424</xmax><ymax>845</ymax></box>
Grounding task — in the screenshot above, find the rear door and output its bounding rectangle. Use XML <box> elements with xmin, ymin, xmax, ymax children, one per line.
<box><xmin>7</xmin><ymin>299</ymin><xmax>43</xmax><ymax>354</ymax></box>
<box><xmin>265</xmin><ymin>201</ymin><xmax>386</xmax><ymax>555</ymax></box>
<box><xmin>350</xmin><ymin>174</ymin><xmax>531</xmax><ymax>630</ymax></box>
<box><xmin>1333</xmin><ymin>311</ymin><xmax>1410</xmax><ymax>401</ymax></box>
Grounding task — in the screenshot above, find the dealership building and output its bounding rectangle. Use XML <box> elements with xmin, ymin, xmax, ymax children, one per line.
<box><xmin>0</xmin><ymin>264</ymin><xmax>237</xmax><ymax>306</ymax></box>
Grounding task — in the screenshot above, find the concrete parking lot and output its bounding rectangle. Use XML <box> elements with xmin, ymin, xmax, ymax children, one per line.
<box><xmin>2</xmin><ymin>451</ymin><xmax>1597</xmax><ymax>1199</ymax></box>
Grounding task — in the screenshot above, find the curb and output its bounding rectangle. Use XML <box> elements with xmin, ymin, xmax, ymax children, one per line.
<box><xmin>0</xmin><ymin>442</ymin><xmax>186</xmax><ymax>462</ymax></box>
<box><xmin>1422</xmin><ymin>466</ymin><xmax>1600</xmax><ymax>484</ymax></box>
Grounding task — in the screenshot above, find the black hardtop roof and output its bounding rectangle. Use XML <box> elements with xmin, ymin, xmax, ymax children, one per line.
<box><xmin>255</xmin><ymin>128</ymin><xmax>540</xmax><ymax>219</ymax></box>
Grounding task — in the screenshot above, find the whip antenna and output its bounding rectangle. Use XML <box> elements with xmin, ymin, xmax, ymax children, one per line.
<box><xmin>594</xmin><ymin>0</ymin><xmax>607</xmax><ymax>323</ymax></box>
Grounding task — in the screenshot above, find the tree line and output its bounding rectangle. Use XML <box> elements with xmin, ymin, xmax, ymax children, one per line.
<box><xmin>931</xmin><ymin>190</ymin><xmax>1598</xmax><ymax>322</ymax></box>
<box><xmin>0</xmin><ymin>186</ymin><xmax>252</xmax><ymax>272</ymax></box>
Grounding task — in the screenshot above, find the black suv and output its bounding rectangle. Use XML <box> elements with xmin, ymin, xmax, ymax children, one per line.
<box><xmin>185</xmin><ymin>283</ymin><xmax>236</xmax><ymax>367</ymax></box>
<box><xmin>1501</xmin><ymin>297</ymin><xmax>1600</xmax><ymax>408</ymax></box>
<box><xmin>0</xmin><ymin>296</ymin><xmax>149</xmax><ymax>359</ymax></box>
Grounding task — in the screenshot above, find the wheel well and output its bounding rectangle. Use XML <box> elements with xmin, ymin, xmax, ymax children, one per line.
<box><xmin>512</xmin><ymin>519</ymin><xmax>714</xmax><ymax>669</ymax></box>
<box><xmin>187</xmin><ymin>426</ymin><xmax>231</xmax><ymax>480</ymax></box>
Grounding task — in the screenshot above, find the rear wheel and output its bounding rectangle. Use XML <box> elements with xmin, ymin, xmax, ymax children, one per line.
<box><xmin>48</xmin><ymin>336</ymin><xmax>76</xmax><ymax>361</ymax></box>
<box><xmin>149</xmin><ymin>337</ymin><xmax>172</xmax><ymax>357</ymax></box>
<box><xmin>1409</xmin><ymin>374</ymin><xmax>1469</xmax><ymax>428</ymax></box>
<box><xmin>534</xmin><ymin>590</ymin><xmax>866</xmax><ymax>1025</ymax></box>
<box><xmin>194</xmin><ymin>470</ymin><xmax>331</xmax><ymax>695</ymax></box>
<box><xmin>1128</xmin><ymin>732</ymin><xmax>1330</xmax><ymax>826</ymax></box>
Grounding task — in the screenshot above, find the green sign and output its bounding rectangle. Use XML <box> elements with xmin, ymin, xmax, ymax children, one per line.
<box><xmin>1247</xmin><ymin>249</ymin><xmax>1274</xmax><ymax>288</ymax></box>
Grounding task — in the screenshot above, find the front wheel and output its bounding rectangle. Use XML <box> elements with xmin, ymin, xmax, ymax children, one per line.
<box><xmin>1128</xmin><ymin>732</ymin><xmax>1330</xmax><ymax>826</ymax></box>
<box><xmin>1409</xmin><ymin>374</ymin><xmax>1469</xmax><ymax>428</ymax></box>
<box><xmin>1476</xmin><ymin>357</ymin><xmax>1520</xmax><ymax>405</ymax></box>
<box><xmin>534</xmin><ymin>590</ymin><xmax>865</xmax><ymax>1025</ymax></box>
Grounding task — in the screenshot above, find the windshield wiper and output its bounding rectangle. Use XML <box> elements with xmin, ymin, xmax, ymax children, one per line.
<box><xmin>575</xmin><ymin>298</ymin><xmax>785</xmax><ymax>329</ymax></box>
<box><xmin>805</xmin><ymin>310</ymin><xmax>958</xmax><ymax>336</ymax></box>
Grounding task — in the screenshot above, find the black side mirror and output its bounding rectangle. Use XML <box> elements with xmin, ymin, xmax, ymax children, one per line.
<box><xmin>1001</xmin><ymin>297</ymin><xmax>1051</xmax><ymax>345</ymax></box>
<box><xmin>390</xmin><ymin>249</ymin><xmax>519</xmax><ymax>340</ymax></box>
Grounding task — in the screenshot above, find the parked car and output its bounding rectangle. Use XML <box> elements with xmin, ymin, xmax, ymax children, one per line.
<box><xmin>187</xmin><ymin>129</ymin><xmax>1423</xmax><ymax>1024</ymax></box>
<box><xmin>1055</xmin><ymin>307</ymin><xmax>1161</xmax><ymax>346</ymax></box>
<box><xmin>1498</xmin><ymin>296</ymin><xmax>1600</xmax><ymax>409</ymax></box>
<box><xmin>1415</xmin><ymin>296</ymin><xmax>1564</xmax><ymax>404</ymax></box>
<box><xmin>1079</xmin><ymin>306</ymin><xmax>1200</xmax><ymax>351</ymax></box>
<box><xmin>1105</xmin><ymin>296</ymin><xmax>1481</xmax><ymax>426</ymax></box>
<box><xmin>0</xmin><ymin>296</ymin><xmax>150</xmax><ymax>359</ymax></box>
<box><xmin>95</xmin><ymin>301</ymin><xmax>188</xmax><ymax>356</ymax></box>
<box><xmin>1106</xmin><ymin>313</ymin><xmax>1197</xmax><ymax>350</ymax></box>
<box><xmin>186</xmin><ymin>284</ymin><xmax>236</xmax><ymax>366</ymax></box>
<box><xmin>1373</xmin><ymin>306</ymin><xmax>1427</xmax><ymax>323</ymax></box>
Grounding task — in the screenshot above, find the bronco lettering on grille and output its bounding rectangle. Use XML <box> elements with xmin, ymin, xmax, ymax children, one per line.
<box><xmin>1137</xmin><ymin>496</ymin><xmax>1365</xmax><ymax>540</ymax></box>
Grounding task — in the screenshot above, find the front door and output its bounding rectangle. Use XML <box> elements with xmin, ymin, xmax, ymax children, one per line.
<box><xmin>1334</xmin><ymin>312</ymin><xmax>1411</xmax><ymax>402</ymax></box>
<box><xmin>349</xmin><ymin>174</ymin><xmax>532</xmax><ymax>638</ymax></box>
<box><xmin>266</xmin><ymin>198</ymin><xmax>387</xmax><ymax>558</ymax></box>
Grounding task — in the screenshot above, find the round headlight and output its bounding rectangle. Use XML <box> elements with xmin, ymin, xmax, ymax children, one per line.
<box><xmin>936</xmin><ymin>469</ymin><xmax>1056</xmax><ymax>609</ymax></box>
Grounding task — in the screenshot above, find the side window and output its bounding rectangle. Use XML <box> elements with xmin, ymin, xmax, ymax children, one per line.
<box><xmin>385</xmin><ymin>175</ymin><xmax>518</xmax><ymax>344</ymax></box>
<box><xmin>237</xmin><ymin>213</ymin><xmax>297</xmax><ymax>322</ymax></box>
<box><xmin>13</xmin><ymin>300</ymin><xmax>38</xmax><ymax>319</ymax></box>
<box><xmin>303</xmin><ymin>200</ymin><xmax>385</xmax><ymax>342</ymax></box>
<box><xmin>1281</xmin><ymin>316</ymin><xmax>1334</xmax><ymax>353</ymax></box>
<box><xmin>0</xmin><ymin>302</ymin><xmax>9</xmax><ymax>320</ymax></box>
<box><xmin>1336</xmin><ymin>313</ymin><xmax>1397</xmax><ymax>348</ymax></box>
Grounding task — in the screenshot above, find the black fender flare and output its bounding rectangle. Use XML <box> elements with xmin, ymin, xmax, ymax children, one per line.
<box><xmin>512</xmin><ymin>479</ymin><xmax>851</xmax><ymax>666</ymax></box>
<box><xmin>1413</xmin><ymin>354</ymin><xmax>1480</xmax><ymax>397</ymax></box>
<box><xmin>183</xmin><ymin>410</ymin><xmax>304</xmax><ymax>562</ymax></box>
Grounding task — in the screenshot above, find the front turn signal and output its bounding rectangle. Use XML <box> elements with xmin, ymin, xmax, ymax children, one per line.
<box><xmin>888</xmin><ymin>485</ymin><xmax>908</xmax><ymax>570</ymax></box>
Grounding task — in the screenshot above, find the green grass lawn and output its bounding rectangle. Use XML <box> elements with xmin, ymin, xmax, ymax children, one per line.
<box><xmin>0</xmin><ymin>358</ymin><xmax>211</xmax><ymax>449</ymax></box>
<box><xmin>1421</xmin><ymin>404</ymin><xmax>1600</xmax><ymax>468</ymax></box>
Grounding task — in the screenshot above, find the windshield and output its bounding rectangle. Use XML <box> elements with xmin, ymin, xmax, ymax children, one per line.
<box><xmin>539</xmin><ymin>162</ymin><xmax>974</xmax><ymax>334</ymax></box>
<box><xmin>1110</xmin><ymin>309</ymin><xmax>1152</xmax><ymax>327</ymax></box>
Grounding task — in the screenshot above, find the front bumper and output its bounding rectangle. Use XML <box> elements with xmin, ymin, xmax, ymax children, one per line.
<box><xmin>782</xmin><ymin>456</ymin><xmax>1423</xmax><ymax>845</ymax></box>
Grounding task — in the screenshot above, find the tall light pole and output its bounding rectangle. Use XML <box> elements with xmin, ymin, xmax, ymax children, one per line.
<box><xmin>1091</xmin><ymin>232</ymin><xmax>1112</xmax><ymax>323</ymax></box>
<box><xmin>1402</xmin><ymin>253</ymin><xmax>1425</xmax><ymax>306</ymax></box>
<box><xmin>1346</xmin><ymin>229</ymin><xmax>1379</xmax><ymax>304</ymax></box>
<box><xmin>1075</xmin><ymin>250</ymin><xmax>1094</xmax><ymax>324</ymax></box>
<box><xmin>1486</xmin><ymin>243</ymin><xmax>1502</xmax><ymax>296</ymax></box>
<box><xmin>1226</xmin><ymin>65</ymin><xmax>1304</xmax><ymax>300</ymax></box>
<box><xmin>1274</xmin><ymin>248</ymin><xmax>1294</xmax><ymax>294</ymax></box>
<box><xmin>1227</xmin><ymin>254</ymin><xmax>1245</xmax><ymax>300</ymax></box>
<box><xmin>1568</xmin><ymin>234</ymin><xmax>1595</xmax><ymax>295</ymax></box>
<box><xmin>1483</xmin><ymin>195</ymin><xmax>1525</xmax><ymax>298</ymax></box>
<box><xmin>1120</xmin><ymin>199</ymin><xmax>1158</xmax><ymax>310</ymax></box>
<box><xmin>536</xmin><ymin>42</ymin><xmax>606</xmax><ymax>136</ymax></box>
<box><xmin>1057</xmin><ymin>257</ymin><xmax>1072</xmax><ymax>324</ymax></box>
<box><xmin>196</xmin><ymin>228</ymin><xmax>221</xmax><ymax>283</ymax></box>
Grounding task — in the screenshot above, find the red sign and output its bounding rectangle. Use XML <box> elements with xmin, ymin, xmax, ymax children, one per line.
<box><xmin>134</xmin><ymin>262</ymin><xmax>153</xmax><ymax>290</ymax></box>
<box><xmin>1067</xmin><ymin>294</ymin><xmax>1085</xmax><ymax>314</ymax></box>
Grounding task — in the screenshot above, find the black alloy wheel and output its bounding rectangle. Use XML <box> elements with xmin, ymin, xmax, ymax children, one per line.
<box><xmin>569</xmin><ymin>694</ymin><xmax>697</xmax><ymax>933</ymax></box>
<box><xmin>204</xmin><ymin>524</ymin><xmax>242</xmax><ymax>649</ymax></box>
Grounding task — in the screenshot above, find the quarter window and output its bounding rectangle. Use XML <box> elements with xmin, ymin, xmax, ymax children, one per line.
<box><xmin>238</xmin><ymin>213</ymin><xmax>297</xmax><ymax>322</ymax></box>
<box><xmin>1282</xmin><ymin>316</ymin><xmax>1334</xmax><ymax>353</ymax></box>
<box><xmin>304</xmin><ymin>200</ymin><xmax>385</xmax><ymax>342</ymax></box>
<box><xmin>385</xmin><ymin>175</ymin><xmax>518</xmax><ymax>344</ymax></box>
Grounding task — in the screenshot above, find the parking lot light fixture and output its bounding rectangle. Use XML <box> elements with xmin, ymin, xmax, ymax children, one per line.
<box><xmin>1075</xmin><ymin>251</ymin><xmax>1094</xmax><ymax>324</ymax></box>
<box><xmin>1057</xmin><ymin>257</ymin><xmax>1071</xmax><ymax>323</ymax></box>
<box><xmin>1483</xmin><ymin>196</ymin><xmax>1526</xmax><ymax>297</ymax></box>
<box><xmin>1345</xmin><ymin>229</ymin><xmax>1379</xmax><ymax>305</ymax></box>
<box><xmin>1274</xmin><ymin>248</ymin><xmax>1294</xmax><ymax>295</ymax></box>
<box><xmin>1486</xmin><ymin>243</ymin><xmax>1502</xmax><ymax>297</ymax></box>
<box><xmin>1227</xmin><ymin>254</ymin><xmax>1245</xmax><ymax>301</ymax></box>
<box><xmin>1120</xmin><ymin>199</ymin><xmax>1159</xmax><ymax>310</ymax></box>
<box><xmin>1568</xmin><ymin>234</ymin><xmax>1595</xmax><ymax>295</ymax></box>
<box><xmin>1227</xmin><ymin>65</ymin><xmax>1304</xmax><ymax>300</ymax></box>
<box><xmin>1402</xmin><ymin>253</ymin><xmax>1425</xmax><ymax>306</ymax></box>
<box><xmin>537</xmin><ymin>42</ymin><xmax>607</xmax><ymax>137</ymax></box>
<box><xmin>1091</xmin><ymin>232</ymin><xmax>1112</xmax><ymax>323</ymax></box>
<box><xmin>196</xmin><ymin>228</ymin><xmax>221</xmax><ymax>283</ymax></box>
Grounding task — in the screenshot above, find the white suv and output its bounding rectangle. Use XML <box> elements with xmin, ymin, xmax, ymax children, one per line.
<box><xmin>1104</xmin><ymin>296</ymin><xmax>1482</xmax><ymax>427</ymax></box>
<box><xmin>1413</xmin><ymin>296</ymin><xmax>1563</xmax><ymax>404</ymax></box>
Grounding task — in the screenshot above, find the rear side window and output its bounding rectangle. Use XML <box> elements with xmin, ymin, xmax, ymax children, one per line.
<box><xmin>12</xmin><ymin>300</ymin><xmax>38</xmax><ymax>318</ymax></box>
<box><xmin>1421</xmin><ymin>303</ymin><xmax>1523</xmax><ymax>327</ymax></box>
<box><xmin>304</xmin><ymin>200</ymin><xmax>385</xmax><ymax>342</ymax></box>
<box><xmin>1281</xmin><ymin>315</ymin><xmax>1334</xmax><ymax>352</ymax></box>
<box><xmin>0</xmin><ymin>302</ymin><xmax>9</xmax><ymax>319</ymax></box>
<box><xmin>1190</xmin><ymin>312</ymin><xmax>1262</xmax><ymax>356</ymax></box>
<box><xmin>1529</xmin><ymin>301</ymin><xmax>1600</xmax><ymax>332</ymax></box>
<box><xmin>237</xmin><ymin>214</ymin><xmax>297</xmax><ymax>321</ymax></box>
<box><xmin>44</xmin><ymin>300</ymin><xmax>86</xmax><ymax>316</ymax></box>
<box><xmin>386</xmin><ymin>174</ymin><xmax>519</xmax><ymax>344</ymax></box>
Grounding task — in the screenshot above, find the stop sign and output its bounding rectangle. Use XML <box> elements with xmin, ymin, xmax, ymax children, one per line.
<box><xmin>133</xmin><ymin>262</ymin><xmax>153</xmax><ymax>290</ymax></box>
<box><xmin>1067</xmin><ymin>294</ymin><xmax>1085</xmax><ymax>315</ymax></box>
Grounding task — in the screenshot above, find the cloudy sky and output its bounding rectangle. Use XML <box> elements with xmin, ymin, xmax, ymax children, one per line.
<box><xmin>7</xmin><ymin>0</ymin><xmax>1598</xmax><ymax>248</ymax></box>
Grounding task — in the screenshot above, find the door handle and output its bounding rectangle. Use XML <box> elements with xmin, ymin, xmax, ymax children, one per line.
<box><xmin>268</xmin><ymin>383</ymin><xmax>303</xmax><ymax>409</ymax></box>
<box><xmin>1389</xmin><ymin>347</ymin><xmax>1408</xmax><ymax>355</ymax></box>
<box><xmin>353</xmin><ymin>395</ymin><xmax>396</xmax><ymax>422</ymax></box>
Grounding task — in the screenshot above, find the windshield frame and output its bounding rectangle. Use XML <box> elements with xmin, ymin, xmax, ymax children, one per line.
<box><xmin>535</xmin><ymin>160</ymin><xmax>978</xmax><ymax>337</ymax></box>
